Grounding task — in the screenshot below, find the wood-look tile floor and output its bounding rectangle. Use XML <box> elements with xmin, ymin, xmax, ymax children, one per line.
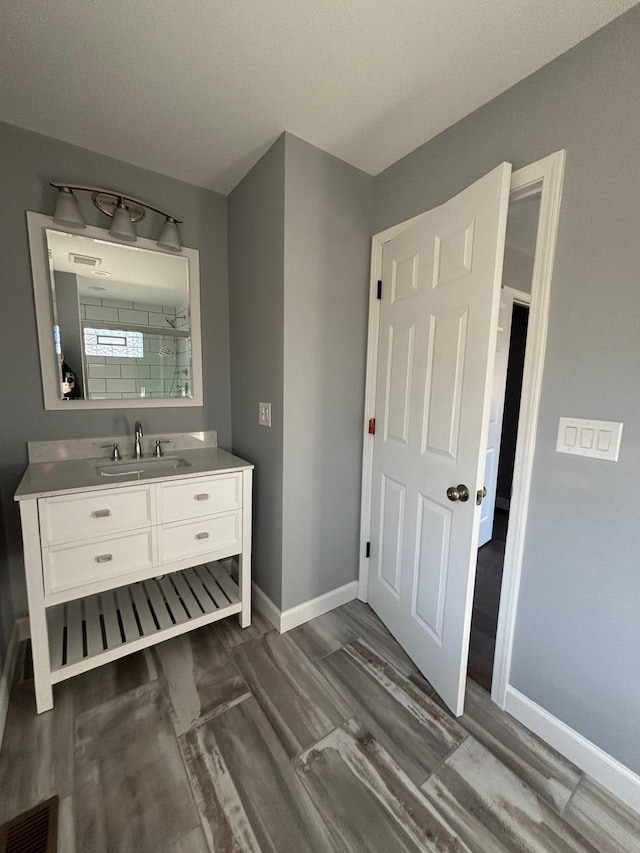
<box><xmin>2</xmin><ymin>598</ymin><xmax>639</xmax><ymax>852</ymax></box>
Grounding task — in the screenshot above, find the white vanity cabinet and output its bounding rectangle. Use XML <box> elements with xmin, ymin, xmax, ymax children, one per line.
<box><xmin>16</xmin><ymin>454</ymin><xmax>253</xmax><ymax>714</ymax></box>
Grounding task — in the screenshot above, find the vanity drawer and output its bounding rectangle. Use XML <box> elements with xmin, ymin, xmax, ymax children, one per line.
<box><xmin>39</xmin><ymin>485</ymin><xmax>152</xmax><ymax>545</ymax></box>
<box><xmin>157</xmin><ymin>474</ymin><xmax>241</xmax><ymax>523</ymax></box>
<box><xmin>159</xmin><ymin>512</ymin><xmax>241</xmax><ymax>564</ymax></box>
<box><xmin>43</xmin><ymin>529</ymin><xmax>154</xmax><ymax>595</ymax></box>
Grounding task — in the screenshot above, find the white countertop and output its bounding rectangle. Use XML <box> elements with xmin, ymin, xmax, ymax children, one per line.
<box><xmin>14</xmin><ymin>446</ymin><xmax>253</xmax><ymax>501</ymax></box>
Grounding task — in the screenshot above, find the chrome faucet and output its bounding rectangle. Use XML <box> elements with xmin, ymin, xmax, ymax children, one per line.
<box><xmin>134</xmin><ymin>421</ymin><xmax>144</xmax><ymax>459</ymax></box>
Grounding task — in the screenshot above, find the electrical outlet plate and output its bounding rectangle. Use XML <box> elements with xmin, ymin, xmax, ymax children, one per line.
<box><xmin>258</xmin><ymin>402</ymin><xmax>272</xmax><ymax>427</ymax></box>
<box><xmin>556</xmin><ymin>417</ymin><xmax>622</xmax><ymax>461</ymax></box>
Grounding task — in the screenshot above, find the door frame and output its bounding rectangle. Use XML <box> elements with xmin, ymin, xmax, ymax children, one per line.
<box><xmin>357</xmin><ymin>149</ymin><xmax>566</xmax><ymax>712</ymax></box>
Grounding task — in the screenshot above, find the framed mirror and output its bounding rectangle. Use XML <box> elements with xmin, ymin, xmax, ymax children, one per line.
<box><xmin>27</xmin><ymin>213</ymin><xmax>203</xmax><ymax>409</ymax></box>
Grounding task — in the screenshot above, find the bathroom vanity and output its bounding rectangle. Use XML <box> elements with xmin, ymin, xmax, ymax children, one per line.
<box><xmin>14</xmin><ymin>433</ymin><xmax>253</xmax><ymax>713</ymax></box>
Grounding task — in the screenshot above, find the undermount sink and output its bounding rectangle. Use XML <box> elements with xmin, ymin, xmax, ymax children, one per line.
<box><xmin>96</xmin><ymin>456</ymin><xmax>192</xmax><ymax>479</ymax></box>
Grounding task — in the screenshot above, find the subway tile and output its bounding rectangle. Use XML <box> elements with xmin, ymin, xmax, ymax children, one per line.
<box><xmin>85</xmin><ymin>356</ymin><xmax>106</xmax><ymax>365</ymax></box>
<box><xmin>84</xmin><ymin>305</ymin><xmax>119</xmax><ymax>322</ymax></box>
<box><xmin>139</xmin><ymin>379</ymin><xmax>164</xmax><ymax>393</ymax></box>
<box><xmin>149</xmin><ymin>312</ymin><xmax>172</xmax><ymax>327</ymax></box>
<box><xmin>89</xmin><ymin>364</ymin><xmax>122</xmax><ymax>379</ymax></box>
<box><xmin>106</xmin><ymin>378</ymin><xmax>137</xmax><ymax>393</ymax></box>
<box><xmin>135</xmin><ymin>302</ymin><xmax>164</xmax><ymax>313</ymax></box>
<box><xmin>88</xmin><ymin>378</ymin><xmax>107</xmax><ymax>393</ymax></box>
<box><xmin>80</xmin><ymin>295</ymin><xmax>102</xmax><ymax>306</ymax></box>
<box><xmin>102</xmin><ymin>298</ymin><xmax>134</xmax><ymax>309</ymax></box>
<box><xmin>120</xmin><ymin>365</ymin><xmax>150</xmax><ymax>379</ymax></box>
<box><xmin>117</xmin><ymin>308</ymin><xmax>149</xmax><ymax>325</ymax></box>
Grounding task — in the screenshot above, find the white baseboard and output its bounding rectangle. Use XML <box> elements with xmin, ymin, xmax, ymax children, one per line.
<box><xmin>252</xmin><ymin>581</ymin><xmax>358</xmax><ymax>634</ymax></box>
<box><xmin>251</xmin><ymin>582</ymin><xmax>281</xmax><ymax>631</ymax></box>
<box><xmin>0</xmin><ymin>618</ymin><xmax>29</xmax><ymax>749</ymax></box>
<box><xmin>280</xmin><ymin>581</ymin><xmax>358</xmax><ymax>633</ymax></box>
<box><xmin>504</xmin><ymin>685</ymin><xmax>640</xmax><ymax>815</ymax></box>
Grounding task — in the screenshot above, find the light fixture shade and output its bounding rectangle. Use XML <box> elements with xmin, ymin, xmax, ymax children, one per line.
<box><xmin>157</xmin><ymin>217</ymin><xmax>182</xmax><ymax>252</ymax></box>
<box><xmin>109</xmin><ymin>198</ymin><xmax>137</xmax><ymax>242</ymax></box>
<box><xmin>53</xmin><ymin>187</ymin><xmax>86</xmax><ymax>228</ymax></box>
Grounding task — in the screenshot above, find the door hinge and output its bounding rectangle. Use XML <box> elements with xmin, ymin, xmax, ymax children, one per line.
<box><xmin>377</xmin><ymin>280</ymin><xmax>382</xmax><ymax>300</ymax></box>
<box><xmin>368</xmin><ymin>417</ymin><xmax>376</xmax><ymax>435</ymax></box>
<box><xmin>365</xmin><ymin>542</ymin><xmax>371</xmax><ymax>558</ymax></box>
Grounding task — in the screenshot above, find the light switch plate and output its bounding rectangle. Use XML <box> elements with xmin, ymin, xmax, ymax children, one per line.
<box><xmin>556</xmin><ymin>417</ymin><xmax>622</xmax><ymax>461</ymax></box>
<box><xmin>258</xmin><ymin>402</ymin><xmax>272</xmax><ymax>428</ymax></box>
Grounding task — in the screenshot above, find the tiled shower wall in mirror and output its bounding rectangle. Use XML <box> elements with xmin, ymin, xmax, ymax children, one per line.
<box><xmin>79</xmin><ymin>295</ymin><xmax>192</xmax><ymax>399</ymax></box>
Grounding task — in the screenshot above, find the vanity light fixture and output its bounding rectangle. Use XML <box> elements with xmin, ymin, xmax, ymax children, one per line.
<box><xmin>49</xmin><ymin>183</ymin><xmax>183</xmax><ymax>251</ymax></box>
<box><xmin>52</xmin><ymin>186</ymin><xmax>86</xmax><ymax>229</ymax></box>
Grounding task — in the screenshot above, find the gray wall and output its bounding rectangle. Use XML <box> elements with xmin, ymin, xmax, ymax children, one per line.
<box><xmin>373</xmin><ymin>7</ymin><xmax>640</xmax><ymax>773</ymax></box>
<box><xmin>0</xmin><ymin>121</ymin><xmax>231</xmax><ymax>660</ymax></box>
<box><xmin>228</xmin><ymin>133</ymin><xmax>372</xmax><ymax>611</ymax></box>
<box><xmin>282</xmin><ymin>134</ymin><xmax>372</xmax><ymax>610</ymax></box>
<box><xmin>228</xmin><ymin>136</ymin><xmax>286</xmax><ymax>607</ymax></box>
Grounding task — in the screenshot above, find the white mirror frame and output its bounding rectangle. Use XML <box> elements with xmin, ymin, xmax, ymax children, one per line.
<box><xmin>26</xmin><ymin>212</ymin><xmax>203</xmax><ymax>410</ymax></box>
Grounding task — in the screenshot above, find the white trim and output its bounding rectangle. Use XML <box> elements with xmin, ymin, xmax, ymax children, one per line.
<box><xmin>358</xmin><ymin>149</ymin><xmax>566</xmax><ymax>713</ymax></box>
<box><xmin>252</xmin><ymin>580</ymin><xmax>358</xmax><ymax>633</ymax></box>
<box><xmin>505</xmin><ymin>686</ymin><xmax>640</xmax><ymax>816</ymax></box>
<box><xmin>252</xmin><ymin>581</ymin><xmax>281</xmax><ymax>631</ymax></box>
<box><xmin>26</xmin><ymin>212</ymin><xmax>203</xmax><ymax>410</ymax></box>
<box><xmin>0</xmin><ymin>618</ymin><xmax>30</xmax><ymax>749</ymax></box>
<box><xmin>492</xmin><ymin>150</ymin><xmax>566</xmax><ymax>708</ymax></box>
<box><xmin>280</xmin><ymin>582</ymin><xmax>358</xmax><ymax>633</ymax></box>
<box><xmin>357</xmin><ymin>238</ymin><xmax>383</xmax><ymax>601</ymax></box>
<box><xmin>503</xmin><ymin>285</ymin><xmax>531</xmax><ymax>307</ymax></box>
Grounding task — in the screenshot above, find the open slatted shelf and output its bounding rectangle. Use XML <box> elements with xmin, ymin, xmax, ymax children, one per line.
<box><xmin>47</xmin><ymin>562</ymin><xmax>241</xmax><ymax>682</ymax></box>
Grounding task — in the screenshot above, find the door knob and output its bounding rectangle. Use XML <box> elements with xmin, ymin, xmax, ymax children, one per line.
<box><xmin>447</xmin><ymin>484</ymin><xmax>470</xmax><ymax>502</ymax></box>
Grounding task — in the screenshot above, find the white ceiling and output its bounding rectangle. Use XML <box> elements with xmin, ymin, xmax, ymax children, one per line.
<box><xmin>47</xmin><ymin>230</ymin><xmax>188</xmax><ymax>306</ymax></box>
<box><xmin>0</xmin><ymin>1</ymin><xmax>635</xmax><ymax>194</ymax></box>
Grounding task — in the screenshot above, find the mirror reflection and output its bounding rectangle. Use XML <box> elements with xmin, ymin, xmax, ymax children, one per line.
<box><xmin>46</xmin><ymin>230</ymin><xmax>193</xmax><ymax>401</ymax></box>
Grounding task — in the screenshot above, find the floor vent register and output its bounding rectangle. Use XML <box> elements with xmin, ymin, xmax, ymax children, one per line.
<box><xmin>0</xmin><ymin>796</ymin><xmax>58</xmax><ymax>853</ymax></box>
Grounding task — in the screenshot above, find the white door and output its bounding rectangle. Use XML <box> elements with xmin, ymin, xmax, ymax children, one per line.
<box><xmin>478</xmin><ymin>289</ymin><xmax>514</xmax><ymax>546</ymax></box>
<box><xmin>368</xmin><ymin>163</ymin><xmax>512</xmax><ymax>715</ymax></box>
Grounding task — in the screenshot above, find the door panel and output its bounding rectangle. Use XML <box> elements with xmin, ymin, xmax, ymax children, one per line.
<box><xmin>368</xmin><ymin>162</ymin><xmax>512</xmax><ymax>715</ymax></box>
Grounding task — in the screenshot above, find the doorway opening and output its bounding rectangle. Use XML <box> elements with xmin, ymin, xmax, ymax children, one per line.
<box><xmin>467</xmin><ymin>192</ymin><xmax>540</xmax><ymax>693</ymax></box>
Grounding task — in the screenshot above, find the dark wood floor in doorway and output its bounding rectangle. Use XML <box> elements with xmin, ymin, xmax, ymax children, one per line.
<box><xmin>468</xmin><ymin>508</ymin><xmax>508</xmax><ymax>691</ymax></box>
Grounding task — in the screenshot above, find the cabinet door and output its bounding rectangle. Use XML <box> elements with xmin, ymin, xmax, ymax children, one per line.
<box><xmin>157</xmin><ymin>474</ymin><xmax>241</xmax><ymax>523</ymax></box>
<box><xmin>158</xmin><ymin>512</ymin><xmax>241</xmax><ymax>564</ymax></box>
<box><xmin>43</xmin><ymin>529</ymin><xmax>154</xmax><ymax>595</ymax></box>
<box><xmin>39</xmin><ymin>485</ymin><xmax>152</xmax><ymax>546</ymax></box>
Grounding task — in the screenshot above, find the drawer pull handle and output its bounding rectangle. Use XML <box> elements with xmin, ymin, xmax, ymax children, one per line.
<box><xmin>95</xmin><ymin>553</ymin><xmax>113</xmax><ymax>563</ymax></box>
<box><xmin>195</xmin><ymin>493</ymin><xmax>210</xmax><ymax>501</ymax></box>
<box><xmin>92</xmin><ymin>509</ymin><xmax>111</xmax><ymax>518</ymax></box>
<box><xmin>195</xmin><ymin>532</ymin><xmax>209</xmax><ymax>540</ymax></box>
